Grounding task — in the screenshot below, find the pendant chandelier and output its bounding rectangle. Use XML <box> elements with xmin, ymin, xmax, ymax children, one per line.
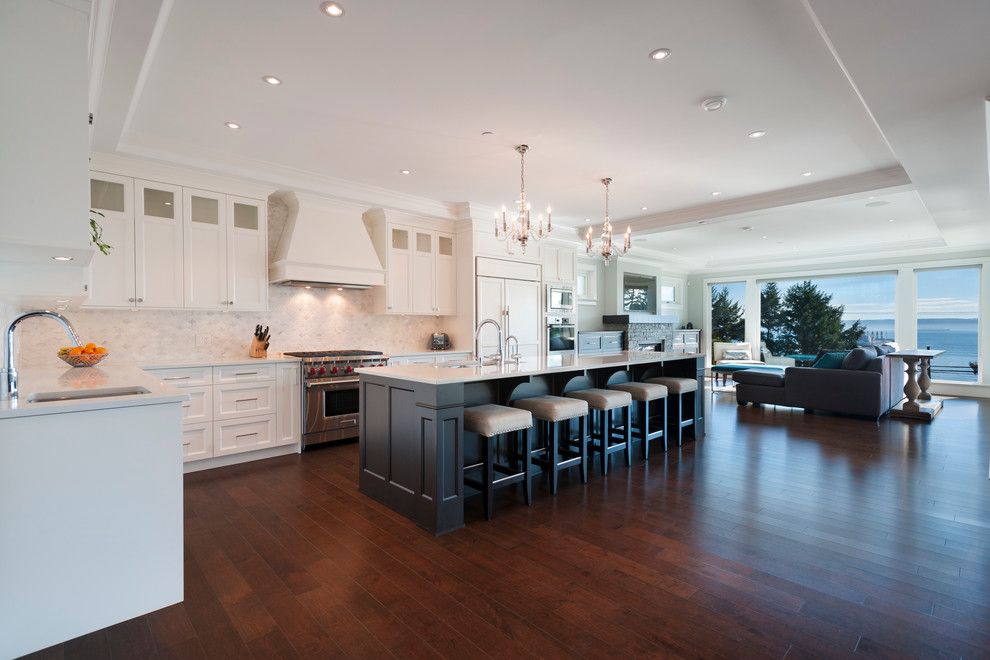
<box><xmin>494</xmin><ymin>144</ymin><xmax>552</xmax><ymax>253</ymax></box>
<box><xmin>586</xmin><ymin>177</ymin><xmax>631</xmax><ymax>264</ymax></box>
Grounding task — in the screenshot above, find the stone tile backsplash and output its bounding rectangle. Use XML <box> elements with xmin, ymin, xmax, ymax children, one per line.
<box><xmin>8</xmin><ymin>286</ymin><xmax>446</xmax><ymax>367</ymax></box>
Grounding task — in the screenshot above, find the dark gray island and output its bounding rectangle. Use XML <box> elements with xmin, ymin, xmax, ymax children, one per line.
<box><xmin>357</xmin><ymin>351</ymin><xmax>704</xmax><ymax>535</ymax></box>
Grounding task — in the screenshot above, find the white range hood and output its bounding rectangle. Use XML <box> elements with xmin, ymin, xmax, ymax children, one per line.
<box><xmin>269</xmin><ymin>191</ymin><xmax>385</xmax><ymax>289</ymax></box>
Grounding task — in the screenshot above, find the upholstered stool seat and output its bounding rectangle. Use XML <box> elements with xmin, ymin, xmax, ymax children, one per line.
<box><xmin>608</xmin><ymin>381</ymin><xmax>669</xmax><ymax>458</ymax></box>
<box><xmin>567</xmin><ymin>388</ymin><xmax>633</xmax><ymax>475</ymax></box>
<box><xmin>514</xmin><ymin>395</ymin><xmax>588</xmax><ymax>422</ymax></box>
<box><xmin>645</xmin><ymin>376</ymin><xmax>698</xmax><ymax>446</ymax></box>
<box><xmin>464</xmin><ymin>404</ymin><xmax>533</xmax><ymax>437</ymax></box>
<box><xmin>514</xmin><ymin>395</ymin><xmax>589</xmax><ymax>494</ymax></box>
<box><xmin>463</xmin><ymin>404</ymin><xmax>534</xmax><ymax>520</ymax></box>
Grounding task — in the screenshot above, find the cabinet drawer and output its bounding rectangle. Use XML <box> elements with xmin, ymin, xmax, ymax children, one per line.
<box><xmin>578</xmin><ymin>335</ymin><xmax>602</xmax><ymax>353</ymax></box>
<box><xmin>436</xmin><ymin>352</ymin><xmax>472</xmax><ymax>364</ymax></box>
<box><xmin>214</xmin><ymin>416</ymin><xmax>275</xmax><ymax>457</ymax></box>
<box><xmin>214</xmin><ymin>363</ymin><xmax>276</xmax><ymax>383</ymax></box>
<box><xmin>601</xmin><ymin>334</ymin><xmax>623</xmax><ymax>352</ymax></box>
<box><xmin>145</xmin><ymin>365</ymin><xmax>212</xmax><ymax>387</ymax></box>
<box><xmin>214</xmin><ymin>381</ymin><xmax>276</xmax><ymax>420</ymax></box>
<box><xmin>182</xmin><ymin>423</ymin><xmax>212</xmax><ymax>462</ymax></box>
<box><xmin>180</xmin><ymin>386</ymin><xmax>213</xmax><ymax>424</ymax></box>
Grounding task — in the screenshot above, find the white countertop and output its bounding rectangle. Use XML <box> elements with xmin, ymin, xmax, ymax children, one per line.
<box><xmin>356</xmin><ymin>351</ymin><xmax>703</xmax><ymax>385</ymax></box>
<box><xmin>0</xmin><ymin>364</ymin><xmax>188</xmax><ymax>419</ymax></box>
<box><xmin>388</xmin><ymin>349</ymin><xmax>471</xmax><ymax>358</ymax></box>
<box><xmin>138</xmin><ymin>355</ymin><xmax>301</xmax><ymax>369</ymax></box>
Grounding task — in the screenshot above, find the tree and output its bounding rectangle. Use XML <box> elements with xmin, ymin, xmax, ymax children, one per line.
<box><xmin>711</xmin><ymin>286</ymin><xmax>744</xmax><ymax>342</ymax></box>
<box><xmin>782</xmin><ymin>280</ymin><xmax>865</xmax><ymax>354</ymax></box>
<box><xmin>760</xmin><ymin>282</ymin><xmax>787</xmax><ymax>354</ymax></box>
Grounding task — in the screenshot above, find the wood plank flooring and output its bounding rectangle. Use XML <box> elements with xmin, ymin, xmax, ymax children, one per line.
<box><xmin>26</xmin><ymin>394</ymin><xmax>990</xmax><ymax>659</ymax></box>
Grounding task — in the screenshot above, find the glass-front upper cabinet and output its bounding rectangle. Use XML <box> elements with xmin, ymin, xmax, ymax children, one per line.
<box><xmin>86</xmin><ymin>173</ymin><xmax>135</xmax><ymax>307</ymax></box>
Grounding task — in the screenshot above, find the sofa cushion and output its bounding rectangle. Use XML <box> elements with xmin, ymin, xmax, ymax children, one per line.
<box><xmin>732</xmin><ymin>370</ymin><xmax>785</xmax><ymax>387</ymax></box>
<box><xmin>722</xmin><ymin>349</ymin><xmax>752</xmax><ymax>360</ymax></box>
<box><xmin>812</xmin><ymin>351</ymin><xmax>849</xmax><ymax>369</ymax></box>
<box><xmin>842</xmin><ymin>346</ymin><xmax>878</xmax><ymax>370</ymax></box>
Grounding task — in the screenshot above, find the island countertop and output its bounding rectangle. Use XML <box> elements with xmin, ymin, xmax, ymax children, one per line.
<box><xmin>356</xmin><ymin>351</ymin><xmax>705</xmax><ymax>385</ymax></box>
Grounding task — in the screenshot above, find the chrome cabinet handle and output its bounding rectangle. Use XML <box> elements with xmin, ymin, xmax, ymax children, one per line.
<box><xmin>235</xmin><ymin>371</ymin><xmax>257</xmax><ymax>377</ymax></box>
<box><xmin>235</xmin><ymin>397</ymin><xmax>258</xmax><ymax>403</ymax></box>
<box><xmin>128</xmin><ymin>297</ymin><xmax>135</xmax><ymax>302</ymax></box>
<box><xmin>162</xmin><ymin>375</ymin><xmax>190</xmax><ymax>381</ymax></box>
<box><xmin>182</xmin><ymin>442</ymin><xmax>191</xmax><ymax>446</ymax></box>
<box><xmin>137</xmin><ymin>297</ymin><xmax>144</xmax><ymax>303</ymax></box>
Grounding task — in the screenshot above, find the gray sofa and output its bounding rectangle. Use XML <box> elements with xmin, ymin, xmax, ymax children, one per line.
<box><xmin>734</xmin><ymin>347</ymin><xmax>904</xmax><ymax>419</ymax></box>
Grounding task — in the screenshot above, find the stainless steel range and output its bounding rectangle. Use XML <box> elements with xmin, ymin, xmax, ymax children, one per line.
<box><xmin>282</xmin><ymin>350</ymin><xmax>388</xmax><ymax>448</ymax></box>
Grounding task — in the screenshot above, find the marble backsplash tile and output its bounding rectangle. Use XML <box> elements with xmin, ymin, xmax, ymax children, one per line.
<box><xmin>8</xmin><ymin>286</ymin><xmax>449</xmax><ymax>367</ymax></box>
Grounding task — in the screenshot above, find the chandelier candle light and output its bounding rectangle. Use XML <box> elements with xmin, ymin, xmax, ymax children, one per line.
<box><xmin>586</xmin><ymin>177</ymin><xmax>631</xmax><ymax>264</ymax></box>
<box><xmin>494</xmin><ymin>144</ymin><xmax>552</xmax><ymax>253</ymax></box>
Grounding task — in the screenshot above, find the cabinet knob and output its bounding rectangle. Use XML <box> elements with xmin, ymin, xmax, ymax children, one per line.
<box><xmin>128</xmin><ymin>297</ymin><xmax>135</xmax><ymax>303</ymax></box>
<box><xmin>137</xmin><ymin>298</ymin><xmax>144</xmax><ymax>303</ymax></box>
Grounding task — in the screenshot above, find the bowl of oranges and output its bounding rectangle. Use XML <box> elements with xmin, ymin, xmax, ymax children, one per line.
<box><xmin>58</xmin><ymin>342</ymin><xmax>109</xmax><ymax>367</ymax></box>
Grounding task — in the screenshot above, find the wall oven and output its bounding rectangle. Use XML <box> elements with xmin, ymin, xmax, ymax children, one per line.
<box><xmin>547</xmin><ymin>315</ymin><xmax>577</xmax><ymax>353</ymax></box>
<box><xmin>547</xmin><ymin>284</ymin><xmax>575</xmax><ymax>314</ymax></box>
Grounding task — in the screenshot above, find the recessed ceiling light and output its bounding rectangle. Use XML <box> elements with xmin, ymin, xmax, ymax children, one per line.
<box><xmin>481</xmin><ymin>131</ymin><xmax>494</xmax><ymax>136</ymax></box>
<box><xmin>697</xmin><ymin>220</ymin><xmax>706</xmax><ymax>225</ymax></box>
<box><xmin>649</xmin><ymin>48</ymin><xmax>671</xmax><ymax>61</ymax></box>
<box><xmin>761</xmin><ymin>235</ymin><xmax>767</xmax><ymax>239</ymax></box>
<box><xmin>711</xmin><ymin>191</ymin><xmax>721</xmax><ymax>197</ymax></box>
<box><xmin>262</xmin><ymin>75</ymin><xmax>282</xmax><ymax>85</ymax></box>
<box><xmin>741</xmin><ymin>226</ymin><xmax>753</xmax><ymax>231</ymax></box>
<box><xmin>55</xmin><ymin>299</ymin><xmax>70</xmax><ymax>303</ymax></box>
<box><xmin>164</xmin><ymin>201</ymin><xmax>172</xmax><ymax>206</ymax></box>
<box><xmin>701</xmin><ymin>96</ymin><xmax>727</xmax><ymax>112</ymax></box>
<box><xmin>337</xmin><ymin>287</ymin><xmax>344</xmax><ymax>291</ymax></box>
<box><xmin>399</xmin><ymin>169</ymin><xmax>411</xmax><ymax>175</ymax></box>
<box><xmin>52</xmin><ymin>256</ymin><xmax>73</xmax><ymax>261</ymax></box>
<box><xmin>865</xmin><ymin>200</ymin><xmax>890</xmax><ymax>207</ymax></box>
<box><xmin>320</xmin><ymin>1</ymin><xmax>344</xmax><ymax>17</ymax></box>
<box><xmin>672</xmin><ymin>247</ymin><xmax>679</xmax><ymax>251</ymax></box>
<box><xmin>585</xmin><ymin>218</ymin><xmax>591</xmax><ymax>222</ymax></box>
<box><xmin>889</xmin><ymin>218</ymin><xmax>895</xmax><ymax>223</ymax></box>
<box><xmin>641</xmin><ymin>206</ymin><xmax>648</xmax><ymax>211</ymax></box>
<box><xmin>801</xmin><ymin>171</ymin><xmax>812</xmax><ymax>177</ymax></box>
<box><xmin>748</xmin><ymin>130</ymin><xmax>767</xmax><ymax>139</ymax></box>
<box><xmin>224</xmin><ymin>121</ymin><xmax>241</xmax><ymax>130</ymax></box>
<box><xmin>304</xmin><ymin>285</ymin><xmax>312</xmax><ymax>289</ymax></box>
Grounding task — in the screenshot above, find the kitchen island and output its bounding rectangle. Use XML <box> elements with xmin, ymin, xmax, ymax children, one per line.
<box><xmin>356</xmin><ymin>351</ymin><xmax>704</xmax><ymax>535</ymax></box>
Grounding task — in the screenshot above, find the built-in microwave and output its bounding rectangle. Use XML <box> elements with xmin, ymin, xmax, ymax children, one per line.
<box><xmin>547</xmin><ymin>284</ymin><xmax>575</xmax><ymax>313</ymax></box>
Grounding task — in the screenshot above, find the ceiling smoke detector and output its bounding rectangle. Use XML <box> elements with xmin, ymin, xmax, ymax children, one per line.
<box><xmin>701</xmin><ymin>96</ymin><xmax>727</xmax><ymax>112</ymax></box>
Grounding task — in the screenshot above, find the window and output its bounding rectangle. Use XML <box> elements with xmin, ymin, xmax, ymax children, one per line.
<box><xmin>916</xmin><ymin>267</ymin><xmax>980</xmax><ymax>382</ymax></box>
<box><xmin>660</xmin><ymin>285</ymin><xmax>676</xmax><ymax>304</ymax></box>
<box><xmin>710</xmin><ymin>281</ymin><xmax>745</xmax><ymax>343</ymax></box>
<box><xmin>759</xmin><ymin>273</ymin><xmax>895</xmax><ymax>355</ymax></box>
<box><xmin>576</xmin><ymin>264</ymin><xmax>598</xmax><ymax>303</ymax></box>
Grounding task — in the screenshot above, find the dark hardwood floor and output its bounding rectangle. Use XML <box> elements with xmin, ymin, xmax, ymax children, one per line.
<box><xmin>27</xmin><ymin>394</ymin><xmax>990</xmax><ymax>659</ymax></box>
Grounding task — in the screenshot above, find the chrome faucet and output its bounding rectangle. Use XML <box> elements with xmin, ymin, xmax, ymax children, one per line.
<box><xmin>474</xmin><ymin>318</ymin><xmax>504</xmax><ymax>365</ymax></box>
<box><xmin>504</xmin><ymin>334</ymin><xmax>521</xmax><ymax>365</ymax></box>
<box><xmin>2</xmin><ymin>310</ymin><xmax>81</xmax><ymax>400</ymax></box>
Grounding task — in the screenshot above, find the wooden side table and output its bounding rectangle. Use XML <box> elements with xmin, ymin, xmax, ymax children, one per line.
<box><xmin>888</xmin><ymin>350</ymin><xmax>945</xmax><ymax>421</ymax></box>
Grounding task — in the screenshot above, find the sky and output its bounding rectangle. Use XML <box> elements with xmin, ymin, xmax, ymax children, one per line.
<box><xmin>714</xmin><ymin>267</ymin><xmax>980</xmax><ymax>320</ymax></box>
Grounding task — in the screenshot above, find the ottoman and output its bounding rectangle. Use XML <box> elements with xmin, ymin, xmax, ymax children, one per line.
<box><xmin>734</xmin><ymin>369</ymin><xmax>786</xmax><ymax>406</ymax></box>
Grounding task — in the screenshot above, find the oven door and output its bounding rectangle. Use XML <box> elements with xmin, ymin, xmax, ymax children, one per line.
<box><xmin>547</xmin><ymin>323</ymin><xmax>576</xmax><ymax>353</ymax></box>
<box><xmin>304</xmin><ymin>378</ymin><xmax>360</xmax><ymax>444</ymax></box>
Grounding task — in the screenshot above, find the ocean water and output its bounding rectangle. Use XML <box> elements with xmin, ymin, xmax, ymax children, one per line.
<box><xmin>856</xmin><ymin>318</ymin><xmax>979</xmax><ymax>382</ymax></box>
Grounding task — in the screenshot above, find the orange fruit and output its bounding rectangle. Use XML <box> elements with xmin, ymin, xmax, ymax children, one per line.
<box><xmin>94</xmin><ymin>347</ymin><xmax>108</xmax><ymax>355</ymax></box>
<box><xmin>69</xmin><ymin>347</ymin><xmax>83</xmax><ymax>356</ymax></box>
<box><xmin>85</xmin><ymin>342</ymin><xmax>96</xmax><ymax>350</ymax></box>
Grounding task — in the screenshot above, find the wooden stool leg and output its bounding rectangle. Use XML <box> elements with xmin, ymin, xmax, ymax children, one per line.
<box><xmin>521</xmin><ymin>429</ymin><xmax>532</xmax><ymax>506</ymax></box>
<box><xmin>579</xmin><ymin>415</ymin><xmax>588</xmax><ymax>484</ymax></box>
<box><xmin>549</xmin><ymin>421</ymin><xmax>560</xmax><ymax>495</ymax></box>
<box><xmin>642</xmin><ymin>400</ymin><xmax>650</xmax><ymax>460</ymax></box>
<box><xmin>624</xmin><ymin>405</ymin><xmax>633</xmax><ymax>466</ymax></box>
<box><xmin>484</xmin><ymin>435</ymin><xmax>495</xmax><ymax>521</ymax></box>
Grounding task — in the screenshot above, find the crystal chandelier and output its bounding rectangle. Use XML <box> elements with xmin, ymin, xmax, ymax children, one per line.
<box><xmin>494</xmin><ymin>144</ymin><xmax>552</xmax><ymax>253</ymax></box>
<box><xmin>586</xmin><ymin>177</ymin><xmax>631</xmax><ymax>264</ymax></box>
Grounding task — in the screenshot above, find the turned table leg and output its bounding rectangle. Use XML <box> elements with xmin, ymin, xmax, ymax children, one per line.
<box><xmin>918</xmin><ymin>357</ymin><xmax>933</xmax><ymax>401</ymax></box>
<box><xmin>901</xmin><ymin>356</ymin><xmax>922</xmax><ymax>412</ymax></box>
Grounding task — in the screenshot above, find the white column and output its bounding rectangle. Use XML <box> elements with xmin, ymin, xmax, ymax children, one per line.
<box><xmin>980</xmin><ymin>259</ymin><xmax>990</xmax><ymax>384</ymax></box>
<box><xmin>894</xmin><ymin>267</ymin><xmax>917</xmax><ymax>349</ymax></box>
<box><xmin>745</xmin><ymin>277</ymin><xmax>761</xmax><ymax>357</ymax></box>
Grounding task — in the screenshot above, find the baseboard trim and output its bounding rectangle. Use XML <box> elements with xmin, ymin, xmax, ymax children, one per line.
<box><xmin>183</xmin><ymin>444</ymin><xmax>300</xmax><ymax>473</ymax></box>
<box><xmin>930</xmin><ymin>382</ymin><xmax>990</xmax><ymax>399</ymax></box>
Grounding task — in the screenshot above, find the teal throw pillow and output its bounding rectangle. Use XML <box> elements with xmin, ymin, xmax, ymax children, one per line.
<box><xmin>812</xmin><ymin>351</ymin><xmax>849</xmax><ymax>369</ymax></box>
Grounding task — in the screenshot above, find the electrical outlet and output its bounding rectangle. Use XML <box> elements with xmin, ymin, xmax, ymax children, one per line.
<box><xmin>195</xmin><ymin>334</ymin><xmax>212</xmax><ymax>347</ymax></box>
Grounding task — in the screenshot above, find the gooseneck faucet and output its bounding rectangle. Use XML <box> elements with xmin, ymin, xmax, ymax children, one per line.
<box><xmin>2</xmin><ymin>310</ymin><xmax>81</xmax><ymax>400</ymax></box>
<box><xmin>474</xmin><ymin>318</ymin><xmax>504</xmax><ymax>365</ymax></box>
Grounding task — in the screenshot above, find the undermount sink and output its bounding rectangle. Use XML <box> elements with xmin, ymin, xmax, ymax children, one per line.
<box><xmin>27</xmin><ymin>386</ymin><xmax>151</xmax><ymax>403</ymax></box>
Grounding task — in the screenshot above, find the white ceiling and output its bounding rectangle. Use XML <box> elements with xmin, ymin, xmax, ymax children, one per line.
<box><xmin>93</xmin><ymin>0</ymin><xmax>990</xmax><ymax>269</ymax></box>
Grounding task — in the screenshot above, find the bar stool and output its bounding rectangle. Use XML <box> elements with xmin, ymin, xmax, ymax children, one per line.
<box><xmin>565</xmin><ymin>388</ymin><xmax>632</xmax><ymax>475</ymax></box>
<box><xmin>645</xmin><ymin>377</ymin><xmax>697</xmax><ymax>446</ymax></box>
<box><xmin>463</xmin><ymin>404</ymin><xmax>534</xmax><ymax>520</ymax></box>
<box><xmin>607</xmin><ymin>381</ymin><xmax>668</xmax><ymax>457</ymax></box>
<box><xmin>513</xmin><ymin>396</ymin><xmax>589</xmax><ymax>495</ymax></box>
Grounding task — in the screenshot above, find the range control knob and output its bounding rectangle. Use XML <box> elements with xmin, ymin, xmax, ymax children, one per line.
<box><xmin>345</xmin><ymin>365</ymin><xmax>353</xmax><ymax>373</ymax></box>
<box><xmin>318</xmin><ymin>366</ymin><xmax>327</xmax><ymax>375</ymax></box>
<box><xmin>331</xmin><ymin>366</ymin><xmax>338</xmax><ymax>374</ymax></box>
<box><xmin>308</xmin><ymin>367</ymin><xmax>317</xmax><ymax>377</ymax></box>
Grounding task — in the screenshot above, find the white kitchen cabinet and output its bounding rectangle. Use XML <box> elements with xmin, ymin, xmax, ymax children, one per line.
<box><xmin>412</xmin><ymin>229</ymin><xmax>435</xmax><ymax>314</ymax></box>
<box><xmin>226</xmin><ymin>197</ymin><xmax>268</xmax><ymax>312</ymax></box>
<box><xmin>183</xmin><ymin>188</ymin><xmax>227</xmax><ymax>310</ymax></box>
<box><xmin>135</xmin><ymin>180</ymin><xmax>184</xmax><ymax>308</ymax></box>
<box><xmin>476</xmin><ymin>275</ymin><xmax>541</xmax><ymax>357</ymax></box>
<box><xmin>543</xmin><ymin>245</ymin><xmax>577</xmax><ymax>284</ymax></box>
<box><xmin>387</xmin><ymin>225</ymin><xmax>413</xmax><ymax>313</ymax></box>
<box><xmin>276</xmin><ymin>363</ymin><xmax>301</xmax><ymax>447</ymax></box>
<box><xmin>214</xmin><ymin>416</ymin><xmax>276</xmax><ymax>457</ymax></box>
<box><xmin>213</xmin><ymin>381</ymin><xmax>277</xmax><ymax>421</ymax></box>
<box><xmin>179</xmin><ymin>386</ymin><xmax>212</xmax><ymax>424</ymax></box>
<box><xmin>435</xmin><ymin>233</ymin><xmax>456</xmax><ymax>315</ymax></box>
<box><xmin>181</xmin><ymin>423</ymin><xmax>212</xmax><ymax>463</ymax></box>
<box><xmin>388</xmin><ymin>352</ymin><xmax>472</xmax><ymax>365</ymax></box>
<box><xmin>87</xmin><ymin>173</ymin><xmax>136</xmax><ymax>307</ymax></box>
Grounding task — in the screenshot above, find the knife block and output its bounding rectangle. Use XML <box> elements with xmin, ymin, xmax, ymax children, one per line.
<box><xmin>249</xmin><ymin>336</ymin><xmax>268</xmax><ymax>359</ymax></box>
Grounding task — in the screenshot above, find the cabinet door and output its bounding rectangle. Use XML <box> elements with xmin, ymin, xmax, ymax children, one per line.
<box><xmin>214</xmin><ymin>416</ymin><xmax>276</xmax><ymax>456</ymax></box>
<box><xmin>182</xmin><ymin>423</ymin><xmax>213</xmax><ymax>462</ymax></box>
<box><xmin>435</xmin><ymin>233</ymin><xmax>456</xmax><ymax>315</ymax></box>
<box><xmin>86</xmin><ymin>173</ymin><xmax>135</xmax><ymax>307</ymax></box>
<box><xmin>183</xmin><ymin>188</ymin><xmax>227</xmax><ymax>310</ymax></box>
<box><xmin>557</xmin><ymin>248</ymin><xmax>576</xmax><ymax>284</ymax></box>
<box><xmin>476</xmin><ymin>276</ymin><xmax>505</xmax><ymax>357</ymax></box>
<box><xmin>411</xmin><ymin>230</ymin><xmax>435</xmax><ymax>314</ymax></box>
<box><xmin>226</xmin><ymin>197</ymin><xmax>267</xmax><ymax>312</ymax></box>
<box><xmin>276</xmin><ymin>363</ymin><xmax>301</xmax><ymax>447</ymax></box>
<box><xmin>504</xmin><ymin>278</ymin><xmax>541</xmax><ymax>356</ymax></box>
<box><xmin>579</xmin><ymin>333</ymin><xmax>602</xmax><ymax>354</ymax></box>
<box><xmin>387</xmin><ymin>225</ymin><xmax>412</xmax><ymax>313</ymax></box>
<box><xmin>134</xmin><ymin>179</ymin><xmax>184</xmax><ymax>308</ymax></box>
<box><xmin>542</xmin><ymin>246</ymin><xmax>559</xmax><ymax>281</ymax></box>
